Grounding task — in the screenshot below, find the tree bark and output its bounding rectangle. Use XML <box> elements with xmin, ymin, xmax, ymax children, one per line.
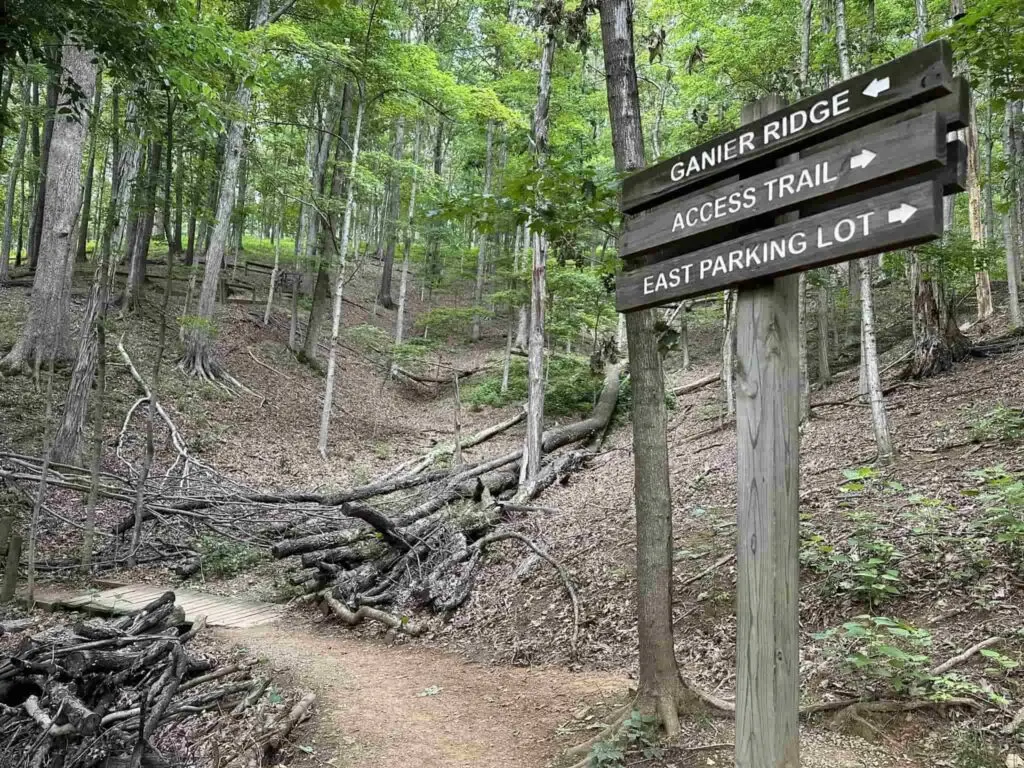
<box><xmin>1006</xmin><ymin>100</ymin><xmax>1022</xmax><ymax>329</ymax></box>
<box><xmin>124</xmin><ymin>139</ymin><xmax>162</xmax><ymax>310</ymax></box>
<box><xmin>27</xmin><ymin>76</ymin><xmax>56</xmax><ymax>271</ymax></box>
<box><xmin>75</xmin><ymin>69</ymin><xmax>103</xmax><ymax>262</ymax></box>
<box><xmin>318</xmin><ymin>91</ymin><xmax>365</xmax><ymax>458</ymax></box>
<box><xmin>471</xmin><ymin>121</ymin><xmax>494</xmax><ymax>342</ymax></box>
<box><xmin>599</xmin><ymin>0</ymin><xmax>700</xmax><ymax>732</ymax></box>
<box><xmin>816</xmin><ymin>280</ymin><xmax>831</xmax><ymax>384</ymax></box>
<box><xmin>860</xmin><ymin>261</ymin><xmax>892</xmax><ymax>463</ymax></box>
<box><xmin>522</xmin><ymin>26</ymin><xmax>556</xmax><ymax>491</ymax></box>
<box><xmin>721</xmin><ymin>289</ymin><xmax>736</xmax><ymax>417</ymax></box>
<box><xmin>1</xmin><ymin>43</ymin><xmax>97</xmax><ymax>372</ymax></box>
<box><xmin>964</xmin><ymin>94</ymin><xmax>993</xmax><ymax>321</ymax></box>
<box><xmin>0</xmin><ymin>69</ymin><xmax>29</xmax><ymax>282</ymax></box>
<box><xmin>393</xmin><ymin>123</ymin><xmax>421</xmax><ymax>372</ymax></box>
<box><xmin>377</xmin><ymin>118</ymin><xmax>405</xmax><ymax>310</ymax></box>
<box><xmin>180</xmin><ymin>0</ymin><xmax>269</xmax><ymax>379</ymax></box>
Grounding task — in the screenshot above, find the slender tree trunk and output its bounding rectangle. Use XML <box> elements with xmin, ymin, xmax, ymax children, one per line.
<box><xmin>860</xmin><ymin>261</ymin><xmax>892</xmax><ymax>463</ymax></box>
<box><xmin>185</xmin><ymin>145</ymin><xmax>202</xmax><ymax>266</ymax></box>
<box><xmin>124</xmin><ymin>139</ymin><xmax>162</xmax><ymax>310</ymax></box>
<box><xmin>471</xmin><ymin>120</ymin><xmax>494</xmax><ymax>342</ymax></box>
<box><xmin>816</xmin><ymin>280</ymin><xmax>831</xmax><ymax>384</ymax></box>
<box><xmin>599</xmin><ymin>0</ymin><xmax>701</xmax><ymax>731</ymax></box>
<box><xmin>265</xmin><ymin>198</ymin><xmax>284</xmax><ymax>325</ymax></box>
<box><xmin>522</xmin><ymin>27</ymin><xmax>556</xmax><ymax>492</ymax></box>
<box><xmin>393</xmin><ymin>123</ymin><xmax>421</xmax><ymax>372</ymax></box>
<box><xmin>318</xmin><ymin>92</ymin><xmax>365</xmax><ymax>458</ymax></box>
<box><xmin>303</xmin><ymin>83</ymin><xmax>350</xmax><ymax>364</ymax></box>
<box><xmin>180</xmin><ymin>0</ymin><xmax>269</xmax><ymax>379</ymax></box>
<box><xmin>1005</xmin><ymin>100</ymin><xmax>1021</xmax><ymax>329</ymax></box>
<box><xmin>798</xmin><ymin>273</ymin><xmax>810</xmax><ymax>422</ymax></box>
<box><xmin>377</xmin><ymin>117</ymin><xmax>405</xmax><ymax>310</ymax></box>
<box><xmin>721</xmin><ymin>289</ymin><xmax>736</xmax><ymax>417</ymax></box>
<box><xmin>799</xmin><ymin>0</ymin><xmax>813</xmax><ymax>93</ymax></box>
<box><xmin>965</xmin><ymin>93</ymin><xmax>993</xmax><ymax>320</ymax></box>
<box><xmin>172</xmin><ymin>142</ymin><xmax>184</xmax><ymax>253</ymax></box>
<box><xmin>679</xmin><ymin>302</ymin><xmax>689</xmax><ymax>370</ymax></box>
<box><xmin>0</xmin><ymin>70</ymin><xmax>29</xmax><ymax>282</ymax></box>
<box><xmin>27</xmin><ymin>76</ymin><xmax>56</xmax><ymax>271</ymax></box>
<box><xmin>80</xmin><ymin>88</ymin><xmax>121</xmax><ymax>570</ymax></box>
<box><xmin>75</xmin><ymin>69</ymin><xmax>103</xmax><ymax>262</ymax></box>
<box><xmin>1</xmin><ymin>43</ymin><xmax>97</xmax><ymax>372</ymax></box>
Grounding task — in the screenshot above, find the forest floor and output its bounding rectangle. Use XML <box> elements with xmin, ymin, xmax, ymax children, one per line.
<box><xmin>3</xmin><ymin>260</ymin><xmax>1024</xmax><ymax>767</ymax></box>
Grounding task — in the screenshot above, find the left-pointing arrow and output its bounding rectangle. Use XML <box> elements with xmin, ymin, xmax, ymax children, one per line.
<box><xmin>862</xmin><ymin>76</ymin><xmax>891</xmax><ymax>98</ymax></box>
<box><xmin>850</xmin><ymin>149</ymin><xmax>877</xmax><ymax>169</ymax></box>
<box><xmin>887</xmin><ymin>203</ymin><xmax>918</xmax><ymax>224</ymax></box>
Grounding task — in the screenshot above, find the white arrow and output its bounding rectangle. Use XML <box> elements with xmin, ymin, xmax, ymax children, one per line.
<box><xmin>862</xmin><ymin>76</ymin><xmax>890</xmax><ymax>98</ymax></box>
<box><xmin>850</xmin><ymin>149</ymin><xmax>876</xmax><ymax>170</ymax></box>
<box><xmin>888</xmin><ymin>203</ymin><xmax>917</xmax><ymax>224</ymax></box>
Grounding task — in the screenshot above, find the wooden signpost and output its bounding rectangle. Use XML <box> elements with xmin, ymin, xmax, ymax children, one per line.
<box><xmin>613</xmin><ymin>42</ymin><xmax>971</xmax><ymax>768</ymax></box>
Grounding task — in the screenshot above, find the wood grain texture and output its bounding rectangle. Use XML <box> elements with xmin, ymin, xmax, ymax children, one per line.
<box><xmin>621</xmin><ymin>40</ymin><xmax>952</xmax><ymax>213</ymax></box>
<box><xmin>622</xmin><ymin>111</ymin><xmax>945</xmax><ymax>260</ymax></box>
<box><xmin>616</xmin><ymin>181</ymin><xmax>943</xmax><ymax>311</ymax></box>
<box><xmin>734</xmin><ymin>95</ymin><xmax>801</xmax><ymax>768</ymax></box>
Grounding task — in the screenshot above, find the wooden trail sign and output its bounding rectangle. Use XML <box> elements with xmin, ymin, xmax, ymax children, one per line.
<box><xmin>622</xmin><ymin>112</ymin><xmax>947</xmax><ymax>261</ymax></box>
<box><xmin>621</xmin><ymin>40</ymin><xmax>953</xmax><ymax>214</ymax></box>
<box><xmin>616</xmin><ymin>181</ymin><xmax>942</xmax><ymax>311</ymax></box>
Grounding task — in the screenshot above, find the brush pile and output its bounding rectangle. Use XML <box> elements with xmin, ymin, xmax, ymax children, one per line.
<box><xmin>0</xmin><ymin>593</ymin><xmax>315</xmax><ymax>768</ymax></box>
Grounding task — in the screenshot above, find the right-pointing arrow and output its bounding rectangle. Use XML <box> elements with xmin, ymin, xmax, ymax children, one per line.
<box><xmin>862</xmin><ymin>76</ymin><xmax>891</xmax><ymax>98</ymax></box>
<box><xmin>888</xmin><ymin>203</ymin><xmax>917</xmax><ymax>224</ymax></box>
<box><xmin>850</xmin><ymin>149</ymin><xmax>876</xmax><ymax>170</ymax></box>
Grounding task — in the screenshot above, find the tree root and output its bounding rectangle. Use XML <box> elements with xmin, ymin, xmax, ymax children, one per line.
<box><xmin>321</xmin><ymin>591</ymin><xmax>423</xmax><ymax>636</ymax></box>
<box><xmin>564</xmin><ymin>701</ymin><xmax>636</xmax><ymax>766</ymax></box>
<box><xmin>929</xmin><ymin>636</ymin><xmax>1002</xmax><ymax>675</ymax></box>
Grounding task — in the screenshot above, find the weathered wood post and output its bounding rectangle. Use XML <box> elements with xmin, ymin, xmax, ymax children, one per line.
<box><xmin>734</xmin><ymin>95</ymin><xmax>802</xmax><ymax>768</ymax></box>
<box><xmin>1</xmin><ymin>532</ymin><xmax>23</xmax><ymax>603</ymax></box>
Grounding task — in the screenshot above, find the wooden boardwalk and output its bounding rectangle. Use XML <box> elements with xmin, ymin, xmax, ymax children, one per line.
<box><xmin>37</xmin><ymin>583</ymin><xmax>284</xmax><ymax>629</ymax></box>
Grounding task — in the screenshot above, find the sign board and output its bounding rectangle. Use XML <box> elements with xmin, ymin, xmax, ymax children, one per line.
<box><xmin>622</xmin><ymin>112</ymin><xmax>946</xmax><ymax>261</ymax></box>
<box><xmin>616</xmin><ymin>181</ymin><xmax>942</xmax><ymax>311</ymax></box>
<box><xmin>620</xmin><ymin>41</ymin><xmax>953</xmax><ymax>214</ymax></box>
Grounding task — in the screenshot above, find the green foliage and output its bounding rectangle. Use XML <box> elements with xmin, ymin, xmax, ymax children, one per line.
<box><xmin>951</xmin><ymin>733</ymin><xmax>1003</xmax><ymax>768</ymax></box>
<box><xmin>196</xmin><ymin>536</ymin><xmax>265</xmax><ymax>577</ymax></box>
<box><xmin>415</xmin><ymin>307</ymin><xmax>483</xmax><ymax>339</ymax></box>
<box><xmin>800</xmin><ymin>531</ymin><xmax>904</xmax><ymax>609</ymax></box>
<box><xmin>815</xmin><ymin>616</ymin><xmax>1010</xmax><ymax>705</ymax></box>
<box><xmin>815</xmin><ymin>616</ymin><xmax>933</xmax><ymax>694</ymax></box>
<box><xmin>970</xmin><ymin>467</ymin><xmax>1024</xmax><ymax>557</ymax></box>
<box><xmin>177</xmin><ymin>315</ymin><xmax>217</xmax><ymax>336</ymax></box>
<box><xmin>464</xmin><ymin>355</ymin><xmax>603</xmax><ymax>417</ymax></box>
<box><xmin>587</xmin><ymin>710</ymin><xmax>663</xmax><ymax>767</ymax></box>
<box><xmin>970</xmin><ymin>405</ymin><xmax>1024</xmax><ymax>443</ymax></box>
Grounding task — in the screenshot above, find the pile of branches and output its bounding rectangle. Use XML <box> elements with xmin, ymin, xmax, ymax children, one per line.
<box><xmin>3</xmin><ymin>340</ymin><xmax>622</xmax><ymax>654</ymax></box>
<box><xmin>0</xmin><ymin>593</ymin><xmax>315</xmax><ymax>768</ymax></box>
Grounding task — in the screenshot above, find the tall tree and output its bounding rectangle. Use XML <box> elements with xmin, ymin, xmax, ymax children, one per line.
<box><xmin>0</xmin><ymin>41</ymin><xmax>97</xmax><ymax>373</ymax></box>
<box><xmin>598</xmin><ymin>0</ymin><xmax>701</xmax><ymax>732</ymax></box>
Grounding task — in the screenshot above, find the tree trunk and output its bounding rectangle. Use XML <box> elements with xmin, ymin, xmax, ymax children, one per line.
<box><xmin>679</xmin><ymin>302</ymin><xmax>689</xmax><ymax>370</ymax></box>
<box><xmin>471</xmin><ymin>121</ymin><xmax>494</xmax><ymax>342</ymax></box>
<box><xmin>0</xmin><ymin>70</ymin><xmax>29</xmax><ymax>282</ymax></box>
<box><xmin>1</xmin><ymin>43</ymin><xmax>97</xmax><ymax>373</ymax></box>
<box><xmin>964</xmin><ymin>94</ymin><xmax>993</xmax><ymax>321</ymax></box>
<box><xmin>1006</xmin><ymin>100</ymin><xmax>1022</xmax><ymax>329</ymax></box>
<box><xmin>318</xmin><ymin>92</ymin><xmax>365</xmax><ymax>458</ymax></box>
<box><xmin>522</xmin><ymin>28</ymin><xmax>556</xmax><ymax>492</ymax></box>
<box><xmin>180</xmin><ymin>0</ymin><xmax>269</xmax><ymax>379</ymax></box>
<box><xmin>303</xmin><ymin>84</ymin><xmax>351</xmax><ymax>365</ymax></box>
<box><xmin>185</xmin><ymin>145</ymin><xmax>202</xmax><ymax>266</ymax></box>
<box><xmin>816</xmin><ymin>280</ymin><xmax>831</xmax><ymax>384</ymax></box>
<box><xmin>599</xmin><ymin>0</ymin><xmax>701</xmax><ymax>732</ymax></box>
<box><xmin>172</xmin><ymin>142</ymin><xmax>184</xmax><ymax>254</ymax></box>
<box><xmin>798</xmin><ymin>273</ymin><xmax>810</xmax><ymax>422</ymax></box>
<box><xmin>75</xmin><ymin>70</ymin><xmax>103</xmax><ymax>262</ymax></box>
<box><xmin>860</xmin><ymin>262</ymin><xmax>892</xmax><ymax>463</ymax></box>
<box><xmin>27</xmin><ymin>76</ymin><xmax>56</xmax><ymax>271</ymax></box>
<box><xmin>393</xmin><ymin>124</ymin><xmax>421</xmax><ymax>372</ymax></box>
<box><xmin>124</xmin><ymin>140</ymin><xmax>162</xmax><ymax>310</ymax></box>
<box><xmin>721</xmin><ymin>289</ymin><xmax>736</xmax><ymax>417</ymax></box>
<box><xmin>377</xmin><ymin>118</ymin><xmax>406</xmax><ymax>310</ymax></box>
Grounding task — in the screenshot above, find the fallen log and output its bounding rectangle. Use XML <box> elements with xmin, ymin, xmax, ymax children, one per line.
<box><xmin>671</xmin><ymin>371</ymin><xmax>720</xmax><ymax>396</ymax></box>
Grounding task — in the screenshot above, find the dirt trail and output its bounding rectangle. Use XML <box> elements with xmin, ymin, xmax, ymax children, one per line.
<box><xmin>218</xmin><ymin>623</ymin><xmax>627</xmax><ymax>768</ymax></box>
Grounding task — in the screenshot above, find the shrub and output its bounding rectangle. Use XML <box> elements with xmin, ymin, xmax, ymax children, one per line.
<box><xmin>197</xmin><ymin>537</ymin><xmax>265</xmax><ymax>577</ymax></box>
<box><xmin>971</xmin><ymin>405</ymin><xmax>1024</xmax><ymax>443</ymax></box>
<box><xmin>464</xmin><ymin>354</ymin><xmax>604</xmax><ymax>417</ymax></box>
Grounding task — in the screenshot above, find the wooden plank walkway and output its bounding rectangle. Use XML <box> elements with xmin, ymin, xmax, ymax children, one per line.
<box><xmin>40</xmin><ymin>584</ymin><xmax>284</xmax><ymax>629</ymax></box>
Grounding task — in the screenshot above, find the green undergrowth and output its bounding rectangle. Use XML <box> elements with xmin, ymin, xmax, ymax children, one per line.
<box><xmin>196</xmin><ymin>536</ymin><xmax>266</xmax><ymax>577</ymax></box>
<box><xmin>464</xmin><ymin>354</ymin><xmax>604</xmax><ymax>417</ymax></box>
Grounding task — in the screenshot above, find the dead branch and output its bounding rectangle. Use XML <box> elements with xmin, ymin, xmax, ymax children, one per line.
<box><xmin>678</xmin><ymin>552</ymin><xmax>735</xmax><ymax>588</ymax></box>
<box><xmin>321</xmin><ymin>592</ymin><xmax>423</xmax><ymax>636</ymax></box>
<box><xmin>929</xmin><ymin>636</ymin><xmax>1002</xmax><ymax>676</ymax></box>
<box><xmin>671</xmin><ymin>371</ymin><xmax>720</xmax><ymax>396</ymax></box>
